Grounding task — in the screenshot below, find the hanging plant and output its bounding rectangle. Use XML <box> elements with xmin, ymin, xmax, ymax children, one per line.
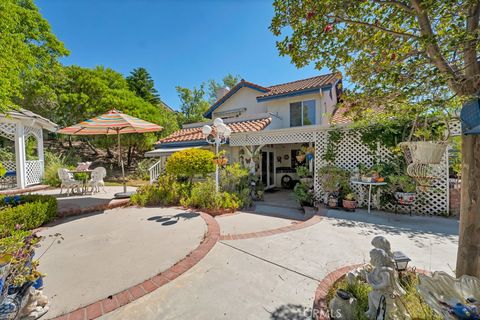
<box><xmin>398</xmin><ymin>116</ymin><xmax>450</xmax><ymax>189</ymax></box>
<box><xmin>213</xmin><ymin>150</ymin><xmax>228</xmax><ymax>166</ymax></box>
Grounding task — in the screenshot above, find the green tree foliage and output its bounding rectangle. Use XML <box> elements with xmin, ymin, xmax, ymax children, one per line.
<box><xmin>176</xmin><ymin>84</ymin><xmax>210</xmax><ymax>124</ymax></box>
<box><xmin>207</xmin><ymin>73</ymin><xmax>241</xmax><ymax>103</ymax></box>
<box><xmin>0</xmin><ymin>0</ymin><xmax>68</xmax><ymax>112</ymax></box>
<box><xmin>30</xmin><ymin>65</ymin><xmax>179</xmax><ymax>161</ymax></box>
<box><xmin>271</xmin><ymin>0</ymin><xmax>480</xmax><ymax>277</ymax></box>
<box><xmin>126</xmin><ymin>67</ymin><xmax>161</xmax><ymax>104</ymax></box>
<box><xmin>165</xmin><ymin>148</ymin><xmax>215</xmax><ymax>184</ymax></box>
<box><xmin>270</xmin><ymin>0</ymin><xmax>479</xmax><ymax>118</ymax></box>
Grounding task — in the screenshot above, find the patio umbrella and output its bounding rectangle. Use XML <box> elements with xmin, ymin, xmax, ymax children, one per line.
<box><xmin>58</xmin><ymin>109</ymin><xmax>163</xmax><ymax>197</ymax></box>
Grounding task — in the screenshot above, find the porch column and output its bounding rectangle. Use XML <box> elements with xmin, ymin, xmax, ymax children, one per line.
<box><xmin>15</xmin><ymin>123</ymin><xmax>26</xmax><ymax>189</ymax></box>
<box><xmin>37</xmin><ymin>129</ymin><xmax>45</xmax><ymax>178</ymax></box>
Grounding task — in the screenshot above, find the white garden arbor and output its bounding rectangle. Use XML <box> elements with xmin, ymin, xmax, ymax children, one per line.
<box><xmin>0</xmin><ymin>109</ymin><xmax>57</xmax><ymax>189</ymax></box>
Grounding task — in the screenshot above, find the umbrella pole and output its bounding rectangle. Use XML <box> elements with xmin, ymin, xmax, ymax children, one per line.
<box><xmin>117</xmin><ymin>131</ymin><xmax>126</xmax><ymax>193</ymax></box>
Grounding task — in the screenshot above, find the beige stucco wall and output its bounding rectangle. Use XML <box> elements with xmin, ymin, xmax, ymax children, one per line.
<box><xmin>212</xmin><ymin>85</ymin><xmax>338</xmax><ymax>128</ymax></box>
<box><xmin>212</xmin><ymin>87</ymin><xmax>267</xmax><ymax>118</ymax></box>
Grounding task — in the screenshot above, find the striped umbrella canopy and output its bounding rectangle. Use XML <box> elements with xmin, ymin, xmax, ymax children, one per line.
<box><xmin>58</xmin><ymin>110</ymin><xmax>163</xmax><ymax>196</ymax></box>
<box><xmin>57</xmin><ymin>109</ymin><xmax>162</xmax><ymax>135</ymax></box>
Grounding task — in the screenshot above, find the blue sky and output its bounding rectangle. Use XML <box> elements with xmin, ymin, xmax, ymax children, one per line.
<box><xmin>36</xmin><ymin>0</ymin><xmax>329</xmax><ymax>110</ymax></box>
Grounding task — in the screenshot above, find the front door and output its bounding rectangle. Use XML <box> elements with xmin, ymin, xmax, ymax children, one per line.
<box><xmin>261</xmin><ymin>150</ymin><xmax>275</xmax><ymax>189</ymax></box>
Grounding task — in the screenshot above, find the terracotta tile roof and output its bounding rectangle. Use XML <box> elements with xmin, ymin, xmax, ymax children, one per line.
<box><xmin>257</xmin><ymin>73</ymin><xmax>341</xmax><ymax>99</ymax></box>
<box><xmin>331</xmin><ymin>105</ymin><xmax>352</xmax><ymax>125</ymax></box>
<box><xmin>331</xmin><ymin>103</ymin><xmax>385</xmax><ymax>125</ymax></box>
<box><xmin>156</xmin><ymin>117</ymin><xmax>272</xmax><ymax>145</ymax></box>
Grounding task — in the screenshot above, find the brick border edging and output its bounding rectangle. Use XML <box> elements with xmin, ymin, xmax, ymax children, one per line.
<box><xmin>0</xmin><ymin>184</ymin><xmax>51</xmax><ymax>195</ymax></box>
<box><xmin>312</xmin><ymin>264</ymin><xmax>365</xmax><ymax>320</ymax></box>
<box><xmin>57</xmin><ymin>199</ymin><xmax>131</xmax><ymax>218</ymax></box>
<box><xmin>219</xmin><ymin>213</ymin><xmax>324</xmax><ymax>240</ymax></box>
<box><xmin>312</xmin><ymin>264</ymin><xmax>431</xmax><ymax>320</ymax></box>
<box><xmin>51</xmin><ymin>212</ymin><xmax>220</xmax><ymax>320</ymax></box>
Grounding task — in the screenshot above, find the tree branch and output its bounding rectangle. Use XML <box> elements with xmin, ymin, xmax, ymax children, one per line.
<box><xmin>464</xmin><ymin>1</ymin><xmax>480</xmax><ymax>77</ymax></box>
<box><xmin>372</xmin><ymin>0</ymin><xmax>414</xmax><ymax>13</ymax></box>
<box><xmin>410</xmin><ymin>0</ymin><xmax>464</xmax><ymax>92</ymax></box>
<box><xmin>330</xmin><ymin>16</ymin><xmax>419</xmax><ymax>39</ymax></box>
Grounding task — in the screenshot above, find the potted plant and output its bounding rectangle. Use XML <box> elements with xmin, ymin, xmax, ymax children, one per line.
<box><xmin>296</xmin><ymin>150</ymin><xmax>306</xmax><ymax>163</ymax></box>
<box><xmin>213</xmin><ymin>150</ymin><xmax>228</xmax><ymax>166</ymax></box>
<box><xmin>296</xmin><ymin>165</ymin><xmax>313</xmax><ymax>188</ymax></box>
<box><xmin>301</xmin><ymin>146</ymin><xmax>315</xmax><ymax>161</ymax></box>
<box><xmin>293</xmin><ymin>182</ymin><xmax>315</xmax><ymax>213</ymax></box>
<box><xmin>388</xmin><ymin>174</ymin><xmax>417</xmax><ymax>205</ymax></box>
<box><xmin>342</xmin><ymin>193</ymin><xmax>357</xmax><ymax>210</ymax></box>
<box><xmin>318</xmin><ymin>165</ymin><xmax>350</xmax><ymax>206</ymax></box>
<box><xmin>399</xmin><ymin>124</ymin><xmax>448</xmax><ymax>165</ymax></box>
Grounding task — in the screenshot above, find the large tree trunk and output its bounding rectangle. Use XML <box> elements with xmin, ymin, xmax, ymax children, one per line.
<box><xmin>456</xmin><ymin>135</ymin><xmax>480</xmax><ymax>277</ymax></box>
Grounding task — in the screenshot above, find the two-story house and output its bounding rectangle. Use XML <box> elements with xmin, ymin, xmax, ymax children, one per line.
<box><xmin>146</xmin><ymin>72</ymin><xmax>344</xmax><ymax>189</ymax></box>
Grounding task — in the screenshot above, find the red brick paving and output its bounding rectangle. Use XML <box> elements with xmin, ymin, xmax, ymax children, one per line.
<box><xmin>51</xmin><ymin>212</ymin><xmax>220</xmax><ymax>320</ymax></box>
<box><xmin>0</xmin><ymin>184</ymin><xmax>50</xmax><ymax>195</ymax></box>
<box><xmin>219</xmin><ymin>213</ymin><xmax>324</xmax><ymax>241</ymax></box>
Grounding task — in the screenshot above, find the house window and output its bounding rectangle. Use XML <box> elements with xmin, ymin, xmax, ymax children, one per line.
<box><xmin>290</xmin><ymin>100</ymin><xmax>316</xmax><ymax>127</ymax></box>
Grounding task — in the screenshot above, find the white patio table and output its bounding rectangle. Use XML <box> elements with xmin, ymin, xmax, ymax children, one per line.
<box><xmin>351</xmin><ymin>181</ymin><xmax>387</xmax><ymax>213</ymax></box>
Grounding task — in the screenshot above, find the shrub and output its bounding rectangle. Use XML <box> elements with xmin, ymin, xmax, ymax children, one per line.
<box><xmin>293</xmin><ymin>182</ymin><xmax>314</xmax><ymax>206</ymax></box>
<box><xmin>220</xmin><ymin>163</ymin><xmax>249</xmax><ymax>193</ymax></box>
<box><xmin>0</xmin><ymin>194</ymin><xmax>57</xmax><ymax>237</ymax></box>
<box><xmin>166</xmin><ymin>148</ymin><xmax>215</xmax><ymax>184</ymax></box>
<box><xmin>131</xmin><ymin>174</ymin><xmax>187</xmax><ymax>206</ymax></box>
<box><xmin>181</xmin><ymin>179</ymin><xmax>240</xmax><ymax>214</ymax></box>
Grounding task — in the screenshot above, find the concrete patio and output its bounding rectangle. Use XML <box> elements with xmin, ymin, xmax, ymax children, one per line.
<box><xmin>101</xmin><ymin>208</ymin><xmax>458</xmax><ymax>320</ymax></box>
<box><xmin>37</xmin><ymin>207</ymin><xmax>206</xmax><ymax>319</ymax></box>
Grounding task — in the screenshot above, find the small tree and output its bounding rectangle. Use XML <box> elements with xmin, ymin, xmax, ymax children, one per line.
<box><xmin>166</xmin><ymin>148</ymin><xmax>215</xmax><ymax>185</ymax></box>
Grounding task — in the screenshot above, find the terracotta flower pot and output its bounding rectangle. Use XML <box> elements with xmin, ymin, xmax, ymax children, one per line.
<box><xmin>296</xmin><ymin>154</ymin><xmax>306</xmax><ymax>163</ymax></box>
<box><xmin>328</xmin><ymin>197</ymin><xmax>338</xmax><ymax>208</ymax></box>
<box><xmin>342</xmin><ymin>199</ymin><xmax>357</xmax><ymax>209</ymax></box>
<box><xmin>395</xmin><ymin>192</ymin><xmax>416</xmax><ymax>205</ymax></box>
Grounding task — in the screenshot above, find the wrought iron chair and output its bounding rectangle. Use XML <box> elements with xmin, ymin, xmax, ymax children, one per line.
<box><xmin>58</xmin><ymin>168</ymin><xmax>82</xmax><ymax>196</ymax></box>
<box><xmin>88</xmin><ymin>167</ymin><xmax>107</xmax><ymax>194</ymax></box>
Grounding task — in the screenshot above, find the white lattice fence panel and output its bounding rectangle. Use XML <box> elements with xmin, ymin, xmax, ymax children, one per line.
<box><xmin>2</xmin><ymin>161</ymin><xmax>16</xmax><ymax>171</ymax></box>
<box><xmin>449</xmin><ymin>119</ymin><xmax>461</xmax><ymax>137</ymax></box>
<box><xmin>230</xmin><ymin>131</ymin><xmax>315</xmax><ymax>146</ymax></box>
<box><xmin>26</xmin><ymin>160</ymin><xmax>43</xmax><ymax>185</ymax></box>
<box><xmin>24</xmin><ymin>126</ymin><xmax>42</xmax><ymax>139</ymax></box>
<box><xmin>313</xmin><ymin>129</ymin><xmax>449</xmax><ymax>215</ymax></box>
<box><xmin>0</xmin><ymin>123</ymin><xmax>16</xmax><ymax>141</ymax></box>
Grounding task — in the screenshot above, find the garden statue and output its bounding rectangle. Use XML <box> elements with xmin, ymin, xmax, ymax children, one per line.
<box><xmin>417</xmin><ymin>271</ymin><xmax>480</xmax><ymax>319</ymax></box>
<box><xmin>371</xmin><ymin>236</ymin><xmax>395</xmax><ymax>269</ymax></box>
<box><xmin>329</xmin><ymin>289</ymin><xmax>358</xmax><ymax>320</ymax></box>
<box><xmin>365</xmin><ymin>248</ymin><xmax>410</xmax><ymax>320</ymax></box>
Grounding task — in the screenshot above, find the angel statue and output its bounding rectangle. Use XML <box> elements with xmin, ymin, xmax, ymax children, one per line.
<box><xmin>365</xmin><ymin>248</ymin><xmax>410</xmax><ymax>320</ymax></box>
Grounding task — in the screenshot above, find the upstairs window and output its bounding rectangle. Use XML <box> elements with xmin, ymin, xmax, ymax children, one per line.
<box><xmin>290</xmin><ymin>100</ymin><xmax>316</xmax><ymax>127</ymax></box>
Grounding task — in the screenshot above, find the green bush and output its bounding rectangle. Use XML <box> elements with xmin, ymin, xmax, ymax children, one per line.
<box><xmin>166</xmin><ymin>148</ymin><xmax>215</xmax><ymax>184</ymax></box>
<box><xmin>293</xmin><ymin>182</ymin><xmax>314</xmax><ymax>206</ymax></box>
<box><xmin>131</xmin><ymin>174</ymin><xmax>187</xmax><ymax>206</ymax></box>
<box><xmin>0</xmin><ymin>194</ymin><xmax>57</xmax><ymax>237</ymax></box>
<box><xmin>181</xmin><ymin>179</ymin><xmax>240</xmax><ymax>214</ymax></box>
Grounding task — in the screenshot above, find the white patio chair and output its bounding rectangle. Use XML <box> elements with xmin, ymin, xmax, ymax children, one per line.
<box><xmin>88</xmin><ymin>167</ymin><xmax>107</xmax><ymax>194</ymax></box>
<box><xmin>58</xmin><ymin>168</ymin><xmax>82</xmax><ymax>196</ymax></box>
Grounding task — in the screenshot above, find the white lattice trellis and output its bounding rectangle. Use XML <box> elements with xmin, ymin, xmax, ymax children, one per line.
<box><xmin>232</xmin><ymin>126</ymin><xmax>450</xmax><ymax>216</ymax></box>
<box><xmin>26</xmin><ymin>160</ymin><xmax>43</xmax><ymax>185</ymax></box>
<box><xmin>0</xmin><ymin>123</ymin><xmax>16</xmax><ymax>141</ymax></box>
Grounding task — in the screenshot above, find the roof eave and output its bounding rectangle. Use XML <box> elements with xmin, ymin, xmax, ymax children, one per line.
<box><xmin>256</xmin><ymin>86</ymin><xmax>330</xmax><ymax>102</ymax></box>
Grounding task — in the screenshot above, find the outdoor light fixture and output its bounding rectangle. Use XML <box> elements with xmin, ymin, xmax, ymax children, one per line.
<box><xmin>202</xmin><ymin>118</ymin><xmax>231</xmax><ymax>192</ymax></box>
<box><xmin>393</xmin><ymin>251</ymin><xmax>411</xmax><ymax>272</ymax></box>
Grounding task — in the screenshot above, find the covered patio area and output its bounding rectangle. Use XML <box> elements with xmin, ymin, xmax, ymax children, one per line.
<box><xmin>0</xmin><ymin>109</ymin><xmax>57</xmax><ymax>190</ymax></box>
